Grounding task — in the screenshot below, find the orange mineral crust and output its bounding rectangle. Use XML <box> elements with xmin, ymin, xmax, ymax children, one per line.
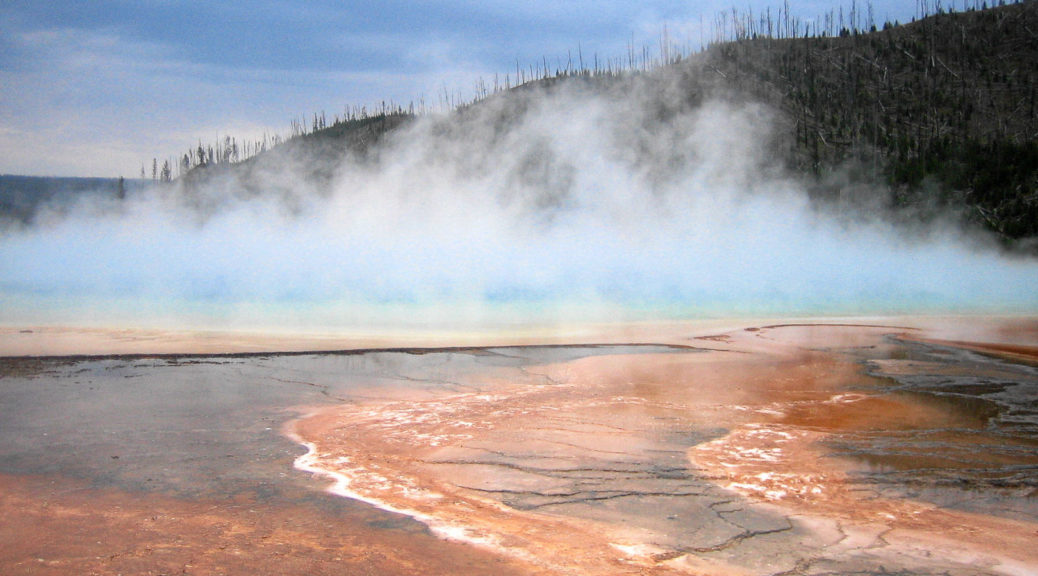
<box><xmin>0</xmin><ymin>473</ymin><xmax>531</xmax><ymax>576</ymax></box>
<box><xmin>1</xmin><ymin>318</ymin><xmax>1036</xmax><ymax>575</ymax></box>
<box><xmin>291</xmin><ymin>322</ymin><xmax>1038</xmax><ymax>575</ymax></box>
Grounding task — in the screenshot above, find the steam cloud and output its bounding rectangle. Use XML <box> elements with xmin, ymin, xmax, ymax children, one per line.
<box><xmin>2</xmin><ymin>77</ymin><xmax>1036</xmax><ymax>331</ymax></box>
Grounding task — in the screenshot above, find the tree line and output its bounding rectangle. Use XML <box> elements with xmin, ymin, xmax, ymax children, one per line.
<box><xmin>146</xmin><ymin>0</ymin><xmax>1035</xmax><ymax>243</ymax></box>
<box><xmin>695</xmin><ymin>0</ymin><xmax>1035</xmax><ymax>240</ymax></box>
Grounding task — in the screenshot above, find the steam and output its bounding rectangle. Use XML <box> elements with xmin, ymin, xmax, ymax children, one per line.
<box><xmin>1</xmin><ymin>77</ymin><xmax>1036</xmax><ymax>331</ymax></box>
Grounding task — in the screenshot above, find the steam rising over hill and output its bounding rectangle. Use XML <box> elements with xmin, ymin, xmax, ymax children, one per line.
<box><xmin>1</xmin><ymin>4</ymin><xmax>1036</xmax><ymax>331</ymax></box>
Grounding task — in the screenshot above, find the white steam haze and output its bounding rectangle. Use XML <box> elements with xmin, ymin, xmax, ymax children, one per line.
<box><xmin>1</xmin><ymin>78</ymin><xmax>1036</xmax><ymax>332</ymax></box>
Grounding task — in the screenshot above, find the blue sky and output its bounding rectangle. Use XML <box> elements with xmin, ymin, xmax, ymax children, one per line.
<box><xmin>1</xmin><ymin>1</ymin><xmax>922</xmax><ymax>177</ymax></box>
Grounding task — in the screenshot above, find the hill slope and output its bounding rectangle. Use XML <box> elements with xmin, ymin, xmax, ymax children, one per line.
<box><xmin>694</xmin><ymin>1</ymin><xmax>1037</xmax><ymax>239</ymax></box>
<box><xmin>179</xmin><ymin>2</ymin><xmax>1037</xmax><ymax>245</ymax></box>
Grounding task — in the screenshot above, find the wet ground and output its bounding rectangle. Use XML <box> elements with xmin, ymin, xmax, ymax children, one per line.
<box><xmin>1</xmin><ymin>319</ymin><xmax>1036</xmax><ymax>574</ymax></box>
<box><xmin>837</xmin><ymin>335</ymin><xmax>1038</xmax><ymax>520</ymax></box>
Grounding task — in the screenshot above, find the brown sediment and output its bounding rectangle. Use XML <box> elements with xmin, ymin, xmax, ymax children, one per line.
<box><xmin>906</xmin><ymin>337</ymin><xmax>1038</xmax><ymax>365</ymax></box>
<box><xmin>290</xmin><ymin>322</ymin><xmax>1038</xmax><ymax>575</ymax></box>
<box><xmin>0</xmin><ymin>472</ymin><xmax>534</xmax><ymax>576</ymax></box>
<box><xmin>898</xmin><ymin>316</ymin><xmax>1038</xmax><ymax>365</ymax></box>
<box><xmin>0</xmin><ymin>320</ymin><xmax>734</xmax><ymax>357</ymax></box>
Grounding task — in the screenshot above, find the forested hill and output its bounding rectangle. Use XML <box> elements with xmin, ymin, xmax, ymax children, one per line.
<box><xmin>173</xmin><ymin>2</ymin><xmax>1035</xmax><ymax>246</ymax></box>
<box><xmin>693</xmin><ymin>0</ymin><xmax>1038</xmax><ymax>241</ymax></box>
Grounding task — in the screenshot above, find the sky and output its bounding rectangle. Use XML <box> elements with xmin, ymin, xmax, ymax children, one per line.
<box><xmin>0</xmin><ymin>0</ymin><xmax>925</xmax><ymax>178</ymax></box>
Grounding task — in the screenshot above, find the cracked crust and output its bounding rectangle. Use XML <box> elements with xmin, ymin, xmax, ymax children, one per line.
<box><xmin>290</xmin><ymin>324</ymin><xmax>1038</xmax><ymax>575</ymax></box>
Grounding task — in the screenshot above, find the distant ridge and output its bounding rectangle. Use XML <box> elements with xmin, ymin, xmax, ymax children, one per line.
<box><xmin>0</xmin><ymin>175</ymin><xmax>150</xmax><ymax>227</ymax></box>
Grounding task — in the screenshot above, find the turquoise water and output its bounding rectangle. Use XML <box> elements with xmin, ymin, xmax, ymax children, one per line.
<box><xmin>2</xmin><ymin>187</ymin><xmax>1035</xmax><ymax>332</ymax></box>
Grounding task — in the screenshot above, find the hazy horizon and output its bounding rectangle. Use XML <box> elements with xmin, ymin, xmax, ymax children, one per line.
<box><xmin>2</xmin><ymin>76</ymin><xmax>1036</xmax><ymax>333</ymax></box>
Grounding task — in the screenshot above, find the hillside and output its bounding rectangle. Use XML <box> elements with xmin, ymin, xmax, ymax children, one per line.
<box><xmin>179</xmin><ymin>112</ymin><xmax>413</xmax><ymax>193</ymax></box>
<box><xmin>695</xmin><ymin>1</ymin><xmax>1038</xmax><ymax>240</ymax></box>
<box><xmin>177</xmin><ymin>2</ymin><xmax>1037</xmax><ymax>245</ymax></box>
